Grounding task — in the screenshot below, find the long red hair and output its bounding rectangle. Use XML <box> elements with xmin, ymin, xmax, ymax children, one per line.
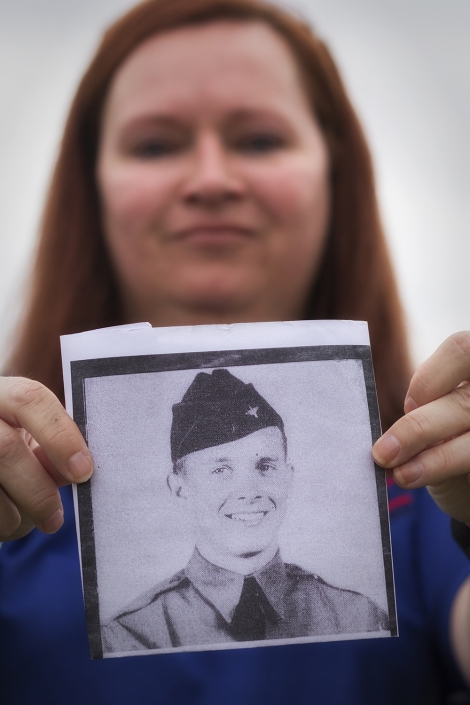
<box><xmin>7</xmin><ymin>0</ymin><xmax>411</xmax><ymax>430</ymax></box>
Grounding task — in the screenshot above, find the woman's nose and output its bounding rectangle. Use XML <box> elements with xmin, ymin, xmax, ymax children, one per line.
<box><xmin>181</xmin><ymin>132</ymin><xmax>245</xmax><ymax>208</ymax></box>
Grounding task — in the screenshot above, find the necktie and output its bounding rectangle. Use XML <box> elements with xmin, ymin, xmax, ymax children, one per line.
<box><xmin>230</xmin><ymin>576</ymin><xmax>268</xmax><ymax>641</ymax></box>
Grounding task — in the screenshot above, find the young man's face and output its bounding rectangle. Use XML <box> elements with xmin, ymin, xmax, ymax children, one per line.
<box><xmin>170</xmin><ymin>426</ymin><xmax>292</xmax><ymax>562</ymax></box>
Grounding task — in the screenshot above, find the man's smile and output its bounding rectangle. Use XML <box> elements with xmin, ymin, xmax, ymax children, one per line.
<box><xmin>224</xmin><ymin>510</ymin><xmax>270</xmax><ymax>526</ymax></box>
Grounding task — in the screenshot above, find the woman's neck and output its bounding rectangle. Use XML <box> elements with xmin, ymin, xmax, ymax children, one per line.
<box><xmin>122</xmin><ymin>296</ymin><xmax>304</xmax><ymax>329</ymax></box>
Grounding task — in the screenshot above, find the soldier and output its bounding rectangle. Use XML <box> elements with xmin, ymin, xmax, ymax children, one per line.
<box><xmin>102</xmin><ymin>369</ymin><xmax>388</xmax><ymax>652</ymax></box>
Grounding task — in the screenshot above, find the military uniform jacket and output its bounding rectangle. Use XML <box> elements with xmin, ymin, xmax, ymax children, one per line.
<box><xmin>102</xmin><ymin>549</ymin><xmax>388</xmax><ymax>653</ymax></box>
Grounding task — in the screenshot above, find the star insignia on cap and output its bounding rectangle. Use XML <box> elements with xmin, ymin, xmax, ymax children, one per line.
<box><xmin>246</xmin><ymin>406</ymin><xmax>259</xmax><ymax>418</ymax></box>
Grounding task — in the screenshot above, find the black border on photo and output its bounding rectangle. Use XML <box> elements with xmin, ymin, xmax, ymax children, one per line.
<box><xmin>71</xmin><ymin>344</ymin><xmax>396</xmax><ymax>658</ymax></box>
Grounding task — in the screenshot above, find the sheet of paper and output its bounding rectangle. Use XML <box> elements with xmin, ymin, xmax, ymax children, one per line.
<box><xmin>61</xmin><ymin>319</ymin><xmax>396</xmax><ymax>659</ymax></box>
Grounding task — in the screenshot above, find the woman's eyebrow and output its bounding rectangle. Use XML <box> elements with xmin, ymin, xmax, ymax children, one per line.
<box><xmin>119</xmin><ymin>113</ymin><xmax>188</xmax><ymax>133</ymax></box>
<box><xmin>118</xmin><ymin>109</ymin><xmax>291</xmax><ymax>138</ymax></box>
<box><xmin>225</xmin><ymin>108</ymin><xmax>290</xmax><ymax>125</ymax></box>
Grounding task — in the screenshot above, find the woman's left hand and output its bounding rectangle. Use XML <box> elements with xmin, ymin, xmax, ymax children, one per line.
<box><xmin>372</xmin><ymin>331</ymin><xmax>470</xmax><ymax>522</ymax></box>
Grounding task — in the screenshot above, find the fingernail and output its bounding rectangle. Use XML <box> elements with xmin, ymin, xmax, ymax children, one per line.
<box><xmin>395</xmin><ymin>461</ymin><xmax>423</xmax><ymax>487</ymax></box>
<box><xmin>68</xmin><ymin>451</ymin><xmax>93</xmax><ymax>482</ymax></box>
<box><xmin>41</xmin><ymin>508</ymin><xmax>64</xmax><ymax>534</ymax></box>
<box><xmin>404</xmin><ymin>395</ymin><xmax>418</xmax><ymax>414</ymax></box>
<box><xmin>373</xmin><ymin>434</ymin><xmax>401</xmax><ymax>465</ymax></box>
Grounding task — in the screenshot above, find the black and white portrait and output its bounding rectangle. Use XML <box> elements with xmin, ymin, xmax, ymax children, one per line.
<box><xmin>65</xmin><ymin>323</ymin><xmax>396</xmax><ymax>658</ymax></box>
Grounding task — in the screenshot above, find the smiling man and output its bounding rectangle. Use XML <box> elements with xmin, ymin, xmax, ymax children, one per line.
<box><xmin>102</xmin><ymin>369</ymin><xmax>388</xmax><ymax>652</ymax></box>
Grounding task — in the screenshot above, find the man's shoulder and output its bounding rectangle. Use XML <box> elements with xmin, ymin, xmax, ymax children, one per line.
<box><xmin>285</xmin><ymin>561</ymin><xmax>371</xmax><ymax>598</ymax></box>
<box><xmin>113</xmin><ymin>568</ymin><xmax>188</xmax><ymax>620</ymax></box>
<box><xmin>284</xmin><ymin>562</ymin><xmax>323</xmax><ymax>580</ymax></box>
<box><xmin>284</xmin><ymin>562</ymin><xmax>340</xmax><ymax>591</ymax></box>
<box><xmin>101</xmin><ymin>569</ymin><xmax>190</xmax><ymax>653</ymax></box>
<box><xmin>283</xmin><ymin>562</ymin><xmax>390</xmax><ymax>632</ymax></box>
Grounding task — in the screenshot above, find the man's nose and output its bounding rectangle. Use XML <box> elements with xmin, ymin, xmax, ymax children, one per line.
<box><xmin>232</xmin><ymin>467</ymin><xmax>263</xmax><ymax>502</ymax></box>
<box><xmin>181</xmin><ymin>131</ymin><xmax>245</xmax><ymax>208</ymax></box>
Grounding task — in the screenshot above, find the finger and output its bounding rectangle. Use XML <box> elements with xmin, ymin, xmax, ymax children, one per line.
<box><xmin>405</xmin><ymin>331</ymin><xmax>470</xmax><ymax>411</ymax></box>
<box><xmin>32</xmin><ymin>445</ymin><xmax>70</xmax><ymax>488</ymax></box>
<box><xmin>0</xmin><ymin>486</ymin><xmax>21</xmax><ymax>539</ymax></box>
<box><xmin>17</xmin><ymin>431</ymin><xmax>68</xmax><ymax>487</ymax></box>
<box><xmin>24</xmin><ymin>433</ymin><xmax>66</xmax><ymax>486</ymax></box>
<box><xmin>392</xmin><ymin>430</ymin><xmax>470</xmax><ymax>490</ymax></box>
<box><xmin>0</xmin><ymin>377</ymin><xmax>93</xmax><ymax>483</ymax></box>
<box><xmin>428</xmin><ymin>475</ymin><xmax>470</xmax><ymax>524</ymax></box>
<box><xmin>0</xmin><ymin>418</ymin><xmax>65</xmax><ymax>533</ymax></box>
<box><xmin>22</xmin><ymin>428</ymin><xmax>64</xmax><ymax>487</ymax></box>
<box><xmin>0</xmin><ymin>489</ymin><xmax>35</xmax><ymax>541</ymax></box>
<box><xmin>373</xmin><ymin>383</ymin><xmax>470</xmax><ymax>468</ymax></box>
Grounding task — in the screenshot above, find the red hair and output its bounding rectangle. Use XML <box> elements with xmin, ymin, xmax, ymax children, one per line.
<box><xmin>7</xmin><ymin>0</ymin><xmax>411</xmax><ymax>430</ymax></box>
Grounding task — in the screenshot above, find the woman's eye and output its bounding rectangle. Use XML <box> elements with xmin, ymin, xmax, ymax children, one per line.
<box><xmin>131</xmin><ymin>140</ymin><xmax>179</xmax><ymax>159</ymax></box>
<box><xmin>236</xmin><ymin>133</ymin><xmax>285</xmax><ymax>154</ymax></box>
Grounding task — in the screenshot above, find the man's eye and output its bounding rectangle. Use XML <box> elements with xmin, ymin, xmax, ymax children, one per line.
<box><xmin>132</xmin><ymin>140</ymin><xmax>178</xmax><ymax>159</ymax></box>
<box><xmin>259</xmin><ymin>462</ymin><xmax>276</xmax><ymax>475</ymax></box>
<box><xmin>236</xmin><ymin>133</ymin><xmax>285</xmax><ymax>154</ymax></box>
<box><xmin>211</xmin><ymin>466</ymin><xmax>232</xmax><ymax>476</ymax></box>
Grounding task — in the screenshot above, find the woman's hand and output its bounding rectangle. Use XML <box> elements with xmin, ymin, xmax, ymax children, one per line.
<box><xmin>372</xmin><ymin>331</ymin><xmax>470</xmax><ymax>522</ymax></box>
<box><xmin>0</xmin><ymin>377</ymin><xmax>93</xmax><ymax>541</ymax></box>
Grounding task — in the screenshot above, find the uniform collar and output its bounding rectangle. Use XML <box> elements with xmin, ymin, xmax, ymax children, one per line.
<box><xmin>185</xmin><ymin>548</ymin><xmax>286</xmax><ymax>624</ymax></box>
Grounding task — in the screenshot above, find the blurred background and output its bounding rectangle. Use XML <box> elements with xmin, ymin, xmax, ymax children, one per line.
<box><xmin>0</xmin><ymin>0</ymin><xmax>468</xmax><ymax>366</ymax></box>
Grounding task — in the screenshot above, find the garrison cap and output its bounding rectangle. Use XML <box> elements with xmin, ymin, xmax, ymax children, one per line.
<box><xmin>171</xmin><ymin>369</ymin><xmax>284</xmax><ymax>461</ymax></box>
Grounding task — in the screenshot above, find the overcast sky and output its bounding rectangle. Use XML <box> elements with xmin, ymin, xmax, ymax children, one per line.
<box><xmin>0</xmin><ymin>0</ymin><xmax>468</xmax><ymax>365</ymax></box>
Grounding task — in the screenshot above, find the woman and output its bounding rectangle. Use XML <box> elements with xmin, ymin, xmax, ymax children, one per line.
<box><xmin>1</xmin><ymin>0</ymin><xmax>470</xmax><ymax>703</ymax></box>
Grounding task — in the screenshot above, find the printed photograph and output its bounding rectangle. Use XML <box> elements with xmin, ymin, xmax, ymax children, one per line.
<box><xmin>71</xmin><ymin>346</ymin><xmax>396</xmax><ymax>658</ymax></box>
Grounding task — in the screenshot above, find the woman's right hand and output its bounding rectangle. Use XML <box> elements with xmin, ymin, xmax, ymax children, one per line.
<box><xmin>0</xmin><ymin>377</ymin><xmax>93</xmax><ymax>541</ymax></box>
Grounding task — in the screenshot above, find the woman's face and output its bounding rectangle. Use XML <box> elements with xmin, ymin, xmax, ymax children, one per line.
<box><xmin>97</xmin><ymin>21</ymin><xmax>330</xmax><ymax>327</ymax></box>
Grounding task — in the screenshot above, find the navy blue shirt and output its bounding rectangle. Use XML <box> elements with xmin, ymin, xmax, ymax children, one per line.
<box><xmin>1</xmin><ymin>482</ymin><xmax>470</xmax><ymax>705</ymax></box>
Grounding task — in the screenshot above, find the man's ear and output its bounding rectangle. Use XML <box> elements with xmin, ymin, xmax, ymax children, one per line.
<box><xmin>167</xmin><ymin>472</ymin><xmax>188</xmax><ymax>499</ymax></box>
<box><xmin>286</xmin><ymin>461</ymin><xmax>294</xmax><ymax>481</ymax></box>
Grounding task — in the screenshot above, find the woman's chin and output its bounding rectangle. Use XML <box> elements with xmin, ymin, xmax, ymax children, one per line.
<box><xmin>130</xmin><ymin>266</ymin><xmax>282</xmax><ymax>325</ymax></box>
<box><xmin>171</xmin><ymin>274</ymin><xmax>266</xmax><ymax>317</ymax></box>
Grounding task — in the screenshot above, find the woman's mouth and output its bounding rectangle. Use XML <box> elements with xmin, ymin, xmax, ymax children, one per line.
<box><xmin>173</xmin><ymin>225</ymin><xmax>255</xmax><ymax>247</ymax></box>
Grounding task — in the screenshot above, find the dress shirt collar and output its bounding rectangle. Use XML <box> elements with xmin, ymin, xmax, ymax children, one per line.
<box><xmin>185</xmin><ymin>548</ymin><xmax>287</xmax><ymax>624</ymax></box>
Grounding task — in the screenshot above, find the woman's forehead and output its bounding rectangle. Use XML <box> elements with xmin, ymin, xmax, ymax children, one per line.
<box><xmin>103</xmin><ymin>20</ymin><xmax>310</xmax><ymax>123</ymax></box>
